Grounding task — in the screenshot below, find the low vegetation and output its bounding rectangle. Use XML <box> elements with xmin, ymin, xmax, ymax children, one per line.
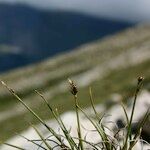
<box><xmin>0</xmin><ymin>76</ymin><xmax>149</xmax><ymax>149</ymax></box>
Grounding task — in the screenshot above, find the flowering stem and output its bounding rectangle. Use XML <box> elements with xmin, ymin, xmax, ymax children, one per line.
<box><xmin>74</xmin><ymin>95</ymin><xmax>84</xmax><ymax>150</ymax></box>
<box><xmin>123</xmin><ymin>77</ymin><xmax>143</xmax><ymax>150</ymax></box>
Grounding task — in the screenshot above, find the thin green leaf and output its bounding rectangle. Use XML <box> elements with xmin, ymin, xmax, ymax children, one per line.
<box><xmin>32</xmin><ymin>125</ymin><xmax>52</xmax><ymax>150</ymax></box>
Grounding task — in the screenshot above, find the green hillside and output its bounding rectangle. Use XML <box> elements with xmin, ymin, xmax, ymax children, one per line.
<box><xmin>0</xmin><ymin>24</ymin><xmax>150</xmax><ymax>141</ymax></box>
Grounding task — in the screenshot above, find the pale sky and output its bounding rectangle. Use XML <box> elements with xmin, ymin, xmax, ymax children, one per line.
<box><xmin>0</xmin><ymin>0</ymin><xmax>150</xmax><ymax>22</ymax></box>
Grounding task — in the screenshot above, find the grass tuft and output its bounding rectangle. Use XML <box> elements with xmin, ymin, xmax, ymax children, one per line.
<box><xmin>0</xmin><ymin>77</ymin><xmax>149</xmax><ymax>150</ymax></box>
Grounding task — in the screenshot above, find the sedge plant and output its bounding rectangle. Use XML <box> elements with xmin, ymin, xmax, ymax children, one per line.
<box><xmin>0</xmin><ymin>76</ymin><xmax>149</xmax><ymax>150</ymax></box>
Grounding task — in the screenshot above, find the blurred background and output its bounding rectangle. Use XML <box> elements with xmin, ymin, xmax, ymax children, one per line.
<box><xmin>1</xmin><ymin>0</ymin><xmax>150</xmax><ymax>72</ymax></box>
<box><xmin>0</xmin><ymin>0</ymin><xmax>150</xmax><ymax>148</ymax></box>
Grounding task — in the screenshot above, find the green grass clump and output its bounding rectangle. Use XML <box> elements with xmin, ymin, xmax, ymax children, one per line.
<box><xmin>0</xmin><ymin>77</ymin><xmax>149</xmax><ymax>150</ymax></box>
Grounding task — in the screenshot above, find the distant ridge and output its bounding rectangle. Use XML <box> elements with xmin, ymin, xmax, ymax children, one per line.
<box><xmin>0</xmin><ymin>3</ymin><xmax>132</xmax><ymax>72</ymax></box>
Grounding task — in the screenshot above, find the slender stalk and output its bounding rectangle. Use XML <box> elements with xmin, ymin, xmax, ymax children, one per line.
<box><xmin>89</xmin><ymin>87</ymin><xmax>98</xmax><ymax>118</ymax></box>
<box><xmin>68</xmin><ymin>79</ymin><xmax>84</xmax><ymax>149</ymax></box>
<box><xmin>129</xmin><ymin>107</ymin><xmax>150</xmax><ymax>150</ymax></box>
<box><xmin>35</xmin><ymin>90</ymin><xmax>77</xmax><ymax>149</ymax></box>
<box><xmin>120</xmin><ymin>102</ymin><xmax>129</xmax><ymax>125</ymax></box>
<box><xmin>16</xmin><ymin>133</ymin><xmax>47</xmax><ymax>150</ymax></box>
<box><xmin>55</xmin><ymin>109</ymin><xmax>79</xmax><ymax>149</ymax></box>
<box><xmin>2</xmin><ymin>143</ymin><xmax>26</xmax><ymax>150</ymax></box>
<box><xmin>89</xmin><ymin>87</ymin><xmax>103</xmax><ymax>122</ymax></box>
<box><xmin>123</xmin><ymin>77</ymin><xmax>143</xmax><ymax>150</ymax></box>
<box><xmin>0</xmin><ymin>81</ymin><xmax>62</xmax><ymax>144</ymax></box>
<box><xmin>89</xmin><ymin>87</ymin><xmax>110</xmax><ymax>149</ymax></box>
<box><xmin>32</xmin><ymin>125</ymin><xmax>52</xmax><ymax>150</ymax></box>
<box><xmin>74</xmin><ymin>95</ymin><xmax>84</xmax><ymax>150</ymax></box>
<box><xmin>77</xmin><ymin>104</ymin><xmax>110</xmax><ymax>150</ymax></box>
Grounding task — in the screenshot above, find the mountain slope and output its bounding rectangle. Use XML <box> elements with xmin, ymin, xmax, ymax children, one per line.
<box><xmin>0</xmin><ymin>3</ymin><xmax>131</xmax><ymax>72</ymax></box>
<box><xmin>0</xmin><ymin>24</ymin><xmax>150</xmax><ymax>141</ymax></box>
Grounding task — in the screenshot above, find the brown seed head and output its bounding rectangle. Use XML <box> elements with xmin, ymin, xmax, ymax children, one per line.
<box><xmin>138</xmin><ymin>76</ymin><xmax>144</xmax><ymax>84</ymax></box>
<box><xmin>68</xmin><ymin>78</ymin><xmax>78</xmax><ymax>96</ymax></box>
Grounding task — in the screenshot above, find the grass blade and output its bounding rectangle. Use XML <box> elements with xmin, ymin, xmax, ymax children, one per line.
<box><xmin>32</xmin><ymin>125</ymin><xmax>52</xmax><ymax>150</ymax></box>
